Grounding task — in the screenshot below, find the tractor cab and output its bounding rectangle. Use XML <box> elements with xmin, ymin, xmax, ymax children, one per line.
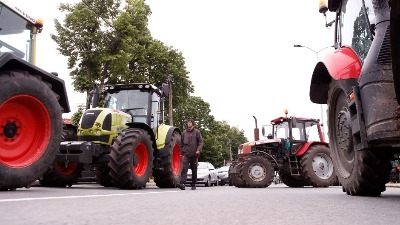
<box><xmin>0</xmin><ymin>0</ymin><xmax>43</xmax><ymax>63</ymax></box>
<box><xmin>271</xmin><ymin>117</ymin><xmax>324</xmax><ymax>143</ymax></box>
<box><xmin>103</xmin><ymin>83</ymin><xmax>167</xmax><ymax>129</ymax></box>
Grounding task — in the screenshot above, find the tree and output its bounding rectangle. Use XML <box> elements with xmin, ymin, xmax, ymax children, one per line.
<box><xmin>52</xmin><ymin>0</ymin><xmax>193</xmax><ymax>104</ymax></box>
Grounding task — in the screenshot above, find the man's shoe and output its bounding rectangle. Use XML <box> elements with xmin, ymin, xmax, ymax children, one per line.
<box><xmin>191</xmin><ymin>186</ymin><xmax>196</xmax><ymax>190</ymax></box>
<box><xmin>177</xmin><ymin>184</ymin><xmax>185</xmax><ymax>190</ymax></box>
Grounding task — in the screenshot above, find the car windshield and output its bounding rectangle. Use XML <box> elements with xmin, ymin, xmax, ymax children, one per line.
<box><xmin>198</xmin><ymin>163</ymin><xmax>208</xmax><ymax>169</ymax></box>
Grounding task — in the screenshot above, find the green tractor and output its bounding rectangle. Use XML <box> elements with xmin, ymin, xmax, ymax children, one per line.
<box><xmin>40</xmin><ymin>83</ymin><xmax>182</xmax><ymax>189</ymax></box>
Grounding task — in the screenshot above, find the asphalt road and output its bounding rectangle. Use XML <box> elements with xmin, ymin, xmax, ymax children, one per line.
<box><xmin>1</xmin><ymin>183</ymin><xmax>400</xmax><ymax>225</ymax></box>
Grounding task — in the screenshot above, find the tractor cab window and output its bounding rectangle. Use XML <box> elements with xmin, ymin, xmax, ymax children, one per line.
<box><xmin>0</xmin><ymin>3</ymin><xmax>33</xmax><ymax>62</ymax></box>
<box><xmin>338</xmin><ymin>0</ymin><xmax>373</xmax><ymax>63</ymax></box>
<box><xmin>304</xmin><ymin>121</ymin><xmax>321</xmax><ymax>142</ymax></box>
<box><xmin>150</xmin><ymin>92</ymin><xmax>161</xmax><ymax>128</ymax></box>
<box><xmin>275</xmin><ymin>122</ymin><xmax>289</xmax><ymax>139</ymax></box>
<box><xmin>104</xmin><ymin>90</ymin><xmax>150</xmax><ymax>116</ymax></box>
<box><xmin>291</xmin><ymin>122</ymin><xmax>306</xmax><ymax>141</ymax></box>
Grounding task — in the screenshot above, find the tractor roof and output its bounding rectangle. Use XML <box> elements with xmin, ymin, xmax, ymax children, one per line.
<box><xmin>271</xmin><ymin>116</ymin><xmax>320</xmax><ymax>125</ymax></box>
<box><xmin>104</xmin><ymin>83</ymin><xmax>161</xmax><ymax>95</ymax></box>
<box><xmin>0</xmin><ymin>0</ymin><xmax>37</xmax><ymax>24</ymax></box>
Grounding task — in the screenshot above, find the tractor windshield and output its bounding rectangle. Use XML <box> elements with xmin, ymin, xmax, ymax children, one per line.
<box><xmin>104</xmin><ymin>90</ymin><xmax>150</xmax><ymax>116</ymax></box>
<box><xmin>274</xmin><ymin>120</ymin><xmax>321</xmax><ymax>142</ymax></box>
<box><xmin>0</xmin><ymin>2</ymin><xmax>35</xmax><ymax>62</ymax></box>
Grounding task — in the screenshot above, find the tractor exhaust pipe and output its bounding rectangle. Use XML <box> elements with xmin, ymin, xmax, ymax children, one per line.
<box><xmin>253</xmin><ymin>116</ymin><xmax>259</xmax><ymax>141</ymax></box>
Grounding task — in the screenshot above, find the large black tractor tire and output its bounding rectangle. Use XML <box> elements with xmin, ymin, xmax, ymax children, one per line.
<box><xmin>229</xmin><ymin>162</ymin><xmax>246</xmax><ymax>188</ymax></box>
<box><xmin>239</xmin><ymin>156</ymin><xmax>274</xmax><ymax>188</ymax></box>
<box><xmin>278</xmin><ymin>170</ymin><xmax>308</xmax><ymax>188</ymax></box>
<box><xmin>40</xmin><ymin>162</ymin><xmax>83</xmax><ymax>187</ymax></box>
<box><xmin>0</xmin><ymin>71</ymin><xmax>62</xmax><ymax>191</ymax></box>
<box><xmin>300</xmin><ymin>145</ymin><xmax>336</xmax><ymax>187</ymax></box>
<box><xmin>153</xmin><ymin>131</ymin><xmax>182</xmax><ymax>188</ymax></box>
<box><xmin>327</xmin><ymin>81</ymin><xmax>391</xmax><ymax>196</ymax></box>
<box><xmin>95</xmin><ymin>165</ymin><xmax>113</xmax><ymax>187</ymax></box>
<box><xmin>108</xmin><ymin>129</ymin><xmax>154</xmax><ymax>189</ymax></box>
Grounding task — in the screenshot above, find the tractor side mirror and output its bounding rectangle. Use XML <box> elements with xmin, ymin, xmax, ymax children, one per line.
<box><xmin>291</xmin><ymin>117</ymin><xmax>297</xmax><ymax>128</ymax></box>
<box><xmin>161</xmin><ymin>83</ymin><xmax>170</xmax><ymax>97</ymax></box>
<box><xmin>262</xmin><ymin>127</ymin><xmax>265</xmax><ymax>136</ymax></box>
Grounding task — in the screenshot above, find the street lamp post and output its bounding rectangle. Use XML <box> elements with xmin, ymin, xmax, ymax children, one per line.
<box><xmin>293</xmin><ymin>44</ymin><xmax>333</xmax><ymax>141</ymax></box>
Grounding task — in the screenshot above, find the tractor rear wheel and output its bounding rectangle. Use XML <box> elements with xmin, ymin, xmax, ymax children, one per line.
<box><xmin>229</xmin><ymin>162</ymin><xmax>246</xmax><ymax>188</ymax></box>
<box><xmin>108</xmin><ymin>129</ymin><xmax>153</xmax><ymax>189</ymax></box>
<box><xmin>328</xmin><ymin>80</ymin><xmax>391</xmax><ymax>196</ymax></box>
<box><xmin>0</xmin><ymin>71</ymin><xmax>62</xmax><ymax>191</ymax></box>
<box><xmin>300</xmin><ymin>145</ymin><xmax>335</xmax><ymax>187</ymax></box>
<box><xmin>278</xmin><ymin>170</ymin><xmax>308</xmax><ymax>187</ymax></box>
<box><xmin>240</xmin><ymin>156</ymin><xmax>273</xmax><ymax>188</ymax></box>
<box><xmin>95</xmin><ymin>165</ymin><xmax>113</xmax><ymax>187</ymax></box>
<box><xmin>40</xmin><ymin>162</ymin><xmax>83</xmax><ymax>187</ymax></box>
<box><xmin>153</xmin><ymin>131</ymin><xmax>182</xmax><ymax>188</ymax></box>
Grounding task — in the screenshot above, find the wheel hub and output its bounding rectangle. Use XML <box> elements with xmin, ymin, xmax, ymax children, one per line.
<box><xmin>312</xmin><ymin>153</ymin><xmax>334</xmax><ymax>179</ymax></box>
<box><xmin>249</xmin><ymin>163</ymin><xmax>266</xmax><ymax>181</ymax></box>
<box><xmin>336</xmin><ymin>107</ymin><xmax>354</xmax><ymax>177</ymax></box>
<box><xmin>3</xmin><ymin>121</ymin><xmax>18</xmax><ymax>139</ymax></box>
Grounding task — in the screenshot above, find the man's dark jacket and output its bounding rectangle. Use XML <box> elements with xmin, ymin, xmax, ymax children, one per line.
<box><xmin>181</xmin><ymin>128</ymin><xmax>204</xmax><ymax>158</ymax></box>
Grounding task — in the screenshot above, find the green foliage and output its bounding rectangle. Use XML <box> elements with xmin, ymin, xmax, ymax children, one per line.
<box><xmin>52</xmin><ymin>0</ymin><xmax>193</xmax><ymax>103</ymax></box>
<box><xmin>71</xmin><ymin>104</ymin><xmax>86</xmax><ymax>126</ymax></box>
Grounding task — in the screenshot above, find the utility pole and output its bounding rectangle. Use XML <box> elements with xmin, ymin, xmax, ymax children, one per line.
<box><xmin>167</xmin><ymin>75</ymin><xmax>174</xmax><ymax>126</ymax></box>
<box><xmin>227</xmin><ymin>139</ymin><xmax>232</xmax><ymax>161</ymax></box>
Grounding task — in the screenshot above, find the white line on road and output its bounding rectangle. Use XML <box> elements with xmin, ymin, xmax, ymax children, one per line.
<box><xmin>0</xmin><ymin>190</ymin><xmax>180</xmax><ymax>203</ymax></box>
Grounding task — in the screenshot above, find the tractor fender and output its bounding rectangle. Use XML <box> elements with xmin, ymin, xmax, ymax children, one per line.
<box><xmin>156</xmin><ymin>124</ymin><xmax>181</xmax><ymax>158</ymax></box>
<box><xmin>0</xmin><ymin>53</ymin><xmax>70</xmax><ymax>112</ymax></box>
<box><xmin>296</xmin><ymin>142</ymin><xmax>329</xmax><ymax>157</ymax></box>
<box><xmin>309</xmin><ymin>47</ymin><xmax>361</xmax><ymax>104</ymax></box>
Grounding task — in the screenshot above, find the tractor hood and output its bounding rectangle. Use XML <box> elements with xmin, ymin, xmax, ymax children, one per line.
<box><xmin>239</xmin><ymin>139</ymin><xmax>281</xmax><ymax>155</ymax></box>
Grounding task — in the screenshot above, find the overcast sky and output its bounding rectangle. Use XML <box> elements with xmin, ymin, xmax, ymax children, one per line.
<box><xmin>17</xmin><ymin>0</ymin><xmax>335</xmax><ymax>141</ymax></box>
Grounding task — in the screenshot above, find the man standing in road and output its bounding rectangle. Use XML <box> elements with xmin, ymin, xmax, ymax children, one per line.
<box><xmin>177</xmin><ymin>119</ymin><xmax>204</xmax><ymax>190</ymax></box>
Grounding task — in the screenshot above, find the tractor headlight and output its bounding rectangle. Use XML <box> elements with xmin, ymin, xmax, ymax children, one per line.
<box><xmin>89</xmin><ymin>130</ymin><xmax>94</xmax><ymax>134</ymax></box>
<box><xmin>96</xmin><ymin>130</ymin><xmax>101</xmax><ymax>136</ymax></box>
<box><xmin>95</xmin><ymin>122</ymin><xmax>101</xmax><ymax>128</ymax></box>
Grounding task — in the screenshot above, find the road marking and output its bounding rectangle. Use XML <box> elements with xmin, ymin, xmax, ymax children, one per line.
<box><xmin>0</xmin><ymin>190</ymin><xmax>180</xmax><ymax>203</ymax></box>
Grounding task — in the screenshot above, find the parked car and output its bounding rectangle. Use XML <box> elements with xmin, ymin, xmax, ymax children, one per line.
<box><xmin>217</xmin><ymin>166</ymin><xmax>232</xmax><ymax>186</ymax></box>
<box><xmin>186</xmin><ymin>162</ymin><xmax>219</xmax><ymax>186</ymax></box>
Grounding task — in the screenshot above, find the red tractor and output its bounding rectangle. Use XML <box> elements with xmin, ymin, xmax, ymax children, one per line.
<box><xmin>0</xmin><ymin>1</ymin><xmax>70</xmax><ymax>190</ymax></box>
<box><xmin>308</xmin><ymin>0</ymin><xmax>400</xmax><ymax>196</ymax></box>
<box><xmin>229</xmin><ymin>113</ymin><xmax>336</xmax><ymax>188</ymax></box>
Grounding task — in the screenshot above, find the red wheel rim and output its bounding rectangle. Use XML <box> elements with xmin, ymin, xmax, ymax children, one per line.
<box><xmin>0</xmin><ymin>95</ymin><xmax>51</xmax><ymax>168</ymax></box>
<box><xmin>133</xmin><ymin>143</ymin><xmax>148</xmax><ymax>177</ymax></box>
<box><xmin>172</xmin><ymin>144</ymin><xmax>181</xmax><ymax>176</ymax></box>
<box><xmin>56</xmin><ymin>163</ymin><xmax>78</xmax><ymax>176</ymax></box>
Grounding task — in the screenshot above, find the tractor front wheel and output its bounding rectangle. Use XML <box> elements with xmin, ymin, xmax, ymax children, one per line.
<box><xmin>40</xmin><ymin>162</ymin><xmax>83</xmax><ymax>187</ymax></box>
<box><xmin>108</xmin><ymin>129</ymin><xmax>153</xmax><ymax>189</ymax></box>
<box><xmin>229</xmin><ymin>162</ymin><xmax>246</xmax><ymax>188</ymax></box>
<box><xmin>328</xmin><ymin>80</ymin><xmax>391</xmax><ymax>196</ymax></box>
<box><xmin>95</xmin><ymin>165</ymin><xmax>113</xmax><ymax>187</ymax></box>
<box><xmin>240</xmin><ymin>156</ymin><xmax>273</xmax><ymax>188</ymax></box>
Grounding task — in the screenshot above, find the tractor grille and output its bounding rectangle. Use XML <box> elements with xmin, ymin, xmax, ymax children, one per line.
<box><xmin>378</xmin><ymin>25</ymin><xmax>391</xmax><ymax>65</ymax></box>
<box><xmin>81</xmin><ymin>110</ymin><xmax>102</xmax><ymax>129</ymax></box>
<box><xmin>102</xmin><ymin>113</ymin><xmax>112</xmax><ymax>131</ymax></box>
